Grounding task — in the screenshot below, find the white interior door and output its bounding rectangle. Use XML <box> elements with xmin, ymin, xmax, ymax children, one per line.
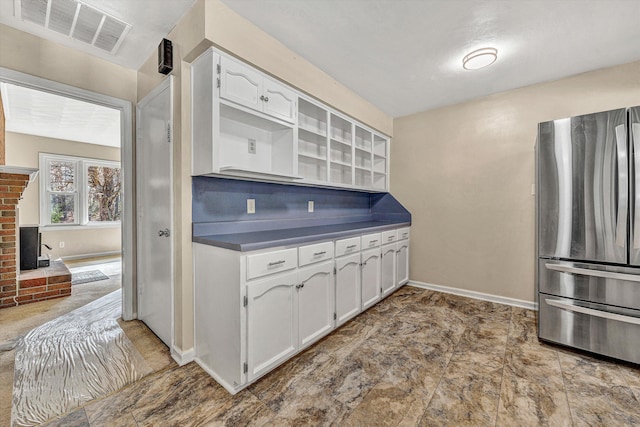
<box><xmin>136</xmin><ymin>77</ymin><xmax>173</xmax><ymax>347</ymax></box>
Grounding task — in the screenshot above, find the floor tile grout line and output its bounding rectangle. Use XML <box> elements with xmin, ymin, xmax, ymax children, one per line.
<box><xmin>555</xmin><ymin>349</ymin><xmax>575</xmax><ymax>427</ymax></box>
<box><xmin>493</xmin><ymin>306</ymin><xmax>513</xmax><ymax>427</ymax></box>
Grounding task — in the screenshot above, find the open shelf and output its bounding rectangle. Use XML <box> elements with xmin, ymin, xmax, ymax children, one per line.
<box><xmin>330</xmin><ymin>140</ymin><xmax>352</xmax><ymax>165</ymax></box>
<box><xmin>298</xmin><ymin>152</ymin><xmax>326</xmax><ymax>162</ymax></box>
<box><xmin>298</xmin><ymin>98</ymin><xmax>328</xmax><ymax>136</ymax></box>
<box><xmin>330</xmin><ymin>162</ymin><xmax>352</xmax><ymax>185</ymax></box>
<box><xmin>355</xmin><ymin>168</ymin><xmax>372</xmax><ymax>188</ymax></box>
<box><xmin>373</xmin><ymin>172</ymin><xmax>386</xmax><ymax>190</ymax></box>
<box><xmin>298</xmin><ymin>155</ymin><xmax>327</xmax><ymax>182</ymax></box>
<box><xmin>373</xmin><ymin>134</ymin><xmax>387</xmax><ymax>157</ymax></box>
<box><xmin>355</xmin><ymin>126</ymin><xmax>372</xmax><ymax>152</ymax></box>
<box><xmin>219</xmin><ymin>103</ymin><xmax>295</xmax><ymax>177</ymax></box>
<box><xmin>330</xmin><ymin>113</ymin><xmax>352</xmax><ymax>146</ymax></box>
<box><xmin>373</xmin><ymin>155</ymin><xmax>386</xmax><ymax>174</ymax></box>
<box><xmin>355</xmin><ymin>149</ymin><xmax>372</xmax><ymax>169</ymax></box>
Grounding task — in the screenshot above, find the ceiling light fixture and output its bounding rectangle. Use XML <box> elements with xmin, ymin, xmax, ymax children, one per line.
<box><xmin>462</xmin><ymin>47</ymin><xmax>498</xmax><ymax>70</ymax></box>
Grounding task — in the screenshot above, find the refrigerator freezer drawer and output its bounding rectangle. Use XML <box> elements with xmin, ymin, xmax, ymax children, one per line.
<box><xmin>539</xmin><ymin>294</ymin><xmax>640</xmax><ymax>364</ymax></box>
<box><xmin>538</xmin><ymin>259</ymin><xmax>640</xmax><ymax>310</ymax></box>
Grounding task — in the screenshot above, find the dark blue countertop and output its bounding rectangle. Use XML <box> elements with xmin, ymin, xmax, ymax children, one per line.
<box><xmin>193</xmin><ymin>220</ymin><xmax>410</xmax><ymax>252</ymax></box>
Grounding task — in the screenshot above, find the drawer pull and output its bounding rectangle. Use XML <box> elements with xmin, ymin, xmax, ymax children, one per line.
<box><xmin>347</xmin><ymin>245</ymin><xmax>357</xmax><ymax>249</ymax></box>
<box><xmin>313</xmin><ymin>251</ymin><xmax>327</xmax><ymax>256</ymax></box>
<box><xmin>545</xmin><ymin>263</ymin><xmax>640</xmax><ymax>282</ymax></box>
<box><xmin>388</xmin><ymin>236</ymin><xmax>394</xmax><ymax>240</ymax></box>
<box><xmin>268</xmin><ymin>260</ymin><xmax>286</xmax><ymax>267</ymax></box>
<box><xmin>545</xmin><ymin>299</ymin><xmax>640</xmax><ymax>325</ymax></box>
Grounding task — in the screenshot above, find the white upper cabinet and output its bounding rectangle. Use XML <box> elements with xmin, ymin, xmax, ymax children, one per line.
<box><xmin>192</xmin><ymin>48</ymin><xmax>390</xmax><ymax>191</ymax></box>
<box><xmin>220</xmin><ymin>56</ymin><xmax>296</xmax><ymax>124</ymax></box>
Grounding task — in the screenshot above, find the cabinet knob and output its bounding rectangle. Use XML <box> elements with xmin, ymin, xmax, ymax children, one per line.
<box><xmin>158</xmin><ymin>228</ymin><xmax>170</xmax><ymax>237</ymax></box>
<box><xmin>260</xmin><ymin>95</ymin><xmax>269</xmax><ymax>102</ymax></box>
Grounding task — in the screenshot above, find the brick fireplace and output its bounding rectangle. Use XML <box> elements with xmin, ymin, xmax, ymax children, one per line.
<box><xmin>0</xmin><ymin>168</ymin><xmax>71</xmax><ymax>309</ymax></box>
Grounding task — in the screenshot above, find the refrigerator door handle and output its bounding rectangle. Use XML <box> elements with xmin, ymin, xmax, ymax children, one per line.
<box><xmin>545</xmin><ymin>262</ymin><xmax>640</xmax><ymax>282</ymax></box>
<box><xmin>545</xmin><ymin>298</ymin><xmax>640</xmax><ymax>325</ymax></box>
<box><xmin>615</xmin><ymin>124</ymin><xmax>629</xmax><ymax>248</ymax></box>
<box><xmin>633</xmin><ymin>123</ymin><xmax>640</xmax><ymax>248</ymax></box>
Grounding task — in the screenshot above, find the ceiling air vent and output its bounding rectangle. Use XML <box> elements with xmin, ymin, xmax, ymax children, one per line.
<box><xmin>16</xmin><ymin>0</ymin><xmax>131</xmax><ymax>54</ymax></box>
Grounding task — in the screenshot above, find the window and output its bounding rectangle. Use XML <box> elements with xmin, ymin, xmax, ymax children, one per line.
<box><xmin>40</xmin><ymin>154</ymin><xmax>121</xmax><ymax>227</ymax></box>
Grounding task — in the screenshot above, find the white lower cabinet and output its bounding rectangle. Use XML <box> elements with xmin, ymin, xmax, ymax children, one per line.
<box><xmin>396</xmin><ymin>238</ymin><xmax>410</xmax><ymax>287</ymax></box>
<box><xmin>247</xmin><ymin>271</ymin><xmax>298</xmax><ymax>381</ymax></box>
<box><xmin>361</xmin><ymin>248</ymin><xmax>382</xmax><ymax>310</ymax></box>
<box><xmin>297</xmin><ymin>261</ymin><xmax>334</xmax><ymax>348</ymax></box>
<box><xmin>194</xmin><ymin>225</ymin><xmax>409</xmax><ymax>394</ymax></box>
<box><xmin>335</xmin><ymin>252</ymin><xmax>362</xmax><ymax>326</ymax></box>
<box><xmin>381</xmin><ymin>243</ymin><xmax>397</xmax><ymax>297</ymax></box>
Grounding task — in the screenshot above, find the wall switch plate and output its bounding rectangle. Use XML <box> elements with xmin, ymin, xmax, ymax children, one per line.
<box><xmin>59</xmin><ymin>241</ymin><xmax>65</xmax><ymax>248</ymax></box>
<box><xmin>247</xmin><ymin>199</ymin><xmax>256</xmax><ymax>214</ymax></box>
<box><xmin>531</xmin><ymin>184</ymin><xmax>535</xmax><ymax>196</ymax></box>
<box><xmin>308</xmin><ymin>201</ymin><xmax>314</xmax><ymax>212</ymax></box>
<box><xmin>248</xmin><ymin>138</ymin><xmax>256</xmax><ymax>154</ymax></box>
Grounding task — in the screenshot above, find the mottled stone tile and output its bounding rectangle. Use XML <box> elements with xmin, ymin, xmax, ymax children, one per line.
<box><xmin>385</xmin><ymin>285</ymin><xmax>428</xmax><ymax>310</ymax></box>
<box><xmin>558</xmin><ymin>351</ymin><xmax>640</xmax><ymax>426</ymax></box>
<box><xmin>414</xmin><ymin>291</ymin><xmax>512</xmax><ymax>322</ymax></box>
<box><xmin>118</xmin><ymin>319</ymin><xmax>176</xmax><ymax>373</ymax></box>
<box><xmin>420</xmin><ymin>361</ymin><xmax>503</xmax><ymax>427</ymax></box>
<box><xmin>40</xmin><ymin>408</ymin><xmax>90</xmax><ymax>427</ymax></box>
<box><xmin>85</xmin><ymin>363</ymin><xmax>232</xmax><ymax>426</ymax></box>
<box><xmin>200</xmin><ymin>389</ymin><xmax>275</xmax><ymax>426</ymax></box>
<box><xmin>248</xmin><ymin>344</ymin><xmax>335</xmax><ymax>410</ymax></box>
<box><xmin>449</xmin><ymin>317</ymin><xmax>509</xmax><ymax>369</ymax></box>
<box><xmin>497</xmin><ymin>343</ymin><xmax>571</xmax><ymax>427</ymax></box>
<box><xmin>262</xmin><ymin>393</ymin><xmax>349</xmax><ymax>427</ymax></box>
<box><xmin>86</xmin><ymin>411</ymin><xmax>138</xmax><ymax>427</ymax></box>
<box><xmin>619</xmin><ymin>364</ymin><xmax>640</xmax><ymax>401</ymax></box>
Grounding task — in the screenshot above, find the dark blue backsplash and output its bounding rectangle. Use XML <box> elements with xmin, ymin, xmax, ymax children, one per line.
<box><xmin>192</xmin><ymin>176</ymin><xmax>410</xmax><ymax>236</ymax></box>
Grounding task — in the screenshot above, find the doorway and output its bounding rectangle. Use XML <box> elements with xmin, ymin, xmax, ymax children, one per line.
<box><xmin>0</xmin><ymin>67</ymin><xmax>135</xmax><ymax>319</ymax></box>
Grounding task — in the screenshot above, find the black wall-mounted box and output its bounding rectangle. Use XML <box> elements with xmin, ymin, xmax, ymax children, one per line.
<box><xmin>158</xmin><ymin>38</ymin><xmax>173</xmax><ymax>75</ymax></box>
<box><xmin>20</xmin><ymin>226</ymin><xmax>39</xmax><ymax>271</ymax></box>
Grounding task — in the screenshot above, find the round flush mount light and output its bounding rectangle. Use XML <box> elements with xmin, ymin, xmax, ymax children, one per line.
<box><xmin>462</xmin><ymin>47</ymin><xmax>498</xmax><ymax>70</ymax></box>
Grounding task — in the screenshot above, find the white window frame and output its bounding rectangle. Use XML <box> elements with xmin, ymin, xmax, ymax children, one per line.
<box><xmin>39</xmin><ymin>153</ymin><xmax>121</xmax><ymax>228</ymax></box>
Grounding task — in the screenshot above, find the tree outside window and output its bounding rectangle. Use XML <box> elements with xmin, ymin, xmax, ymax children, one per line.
<box><xmin>40</xmin><ymin>154</ymin><xmax>121</xmax><ymax>227</ymax></box>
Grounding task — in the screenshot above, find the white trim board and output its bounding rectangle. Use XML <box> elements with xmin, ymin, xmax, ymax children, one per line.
<box><xmin>61</xmin><ymin>251</ymin><xmax>121</xmax><ymax>261</ymax></box>
<box><xmin>408</xmin><ymin>280</ymin><xmax>538</xmax><ymax>311</ymax></box>
<box><xmin>172</xmin><ymin>346</ymin><xmax>195</xmax><ymax>366</ymax></box>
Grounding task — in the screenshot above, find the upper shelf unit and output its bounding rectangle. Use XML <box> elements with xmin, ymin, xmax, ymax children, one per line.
<box><xmin>192</xmin><ymin>48</ymin><xmax>389</xmax><ymax>191</ymax></box>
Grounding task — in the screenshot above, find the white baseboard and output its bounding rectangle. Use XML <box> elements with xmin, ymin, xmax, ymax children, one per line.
<box><xmin>408</xmin><ymin>280</ymin><xmax>538</xmax><ymax>311</ymax></box>
<box><xmin>61</xmin><ymin>251</ymin><xmax>121</xmax><ymax>261</ymax></box>
<box><xmin>171</xmin><ymin>346</ymin><xmax>195</xmax><ymax>366</ymax></box>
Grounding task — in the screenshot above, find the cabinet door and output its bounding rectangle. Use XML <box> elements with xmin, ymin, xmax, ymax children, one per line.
<box><xmin>219</xmin><ymin>56</ymin><xmax>262</xmax><ymax>112</ymax></box>
<box><xmin>297</xmin><ymin>261</ymin><xmax>334</xmax><ymax>348</ymax></box>
<box><xmin>263</xmin><ymin>78</ymin><xmax>297</xmax><ymax>123</ymax></box>
<box><xmin>361</xmin><ymin>248</ymin><xmax>381</xmax><ymax>310</ymax></box>
<box><xmin>381</xmin><ymin>243</ymin><xmax>397</xmax><ymax>297</ymax></box>
<box><xmin>246</xmin><ymin>271</ymin><xmax>298</xmax><ymax>381</ymax></box>
<box><xmin>396</xmin><ymin>240</ymin><xmax>410</xmax><ymax>287</ymax></box>
<box><xmin>335</xmin><ymin>253</ymin><xmax>362</xmax><ymax>326</ymax></box>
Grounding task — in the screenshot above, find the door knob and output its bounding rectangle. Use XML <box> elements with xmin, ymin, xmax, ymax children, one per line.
<box><xmin>158</xmin><ymin>228</ymin><xmax>170</xmax><ymax>237</ymax></box>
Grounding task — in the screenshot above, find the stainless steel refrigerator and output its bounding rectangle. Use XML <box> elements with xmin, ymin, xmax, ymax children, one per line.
<box><xmin>537</xmin><ymin>106</ymin><xmax>640</xmax><ymax>363</ymax></box>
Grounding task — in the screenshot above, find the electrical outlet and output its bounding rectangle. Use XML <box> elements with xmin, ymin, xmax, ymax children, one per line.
<box><xmin>59</xmin><ymin>241</ymin><xmax>65</xmax><ymax>248</ymax></box>
<box><xmin>308</xmin><ymin>201</ymin><xmax>314</xmax><ymax>212</ymax></box>
<box><xmin>248</xmin><ymin>138</ymin><xmax>256</xmax><ymax>154</ymax></box>
<box><xmin>247</xmin><ymin>199</ymin><xmax>256</xmax><ymax>214</ymax></box>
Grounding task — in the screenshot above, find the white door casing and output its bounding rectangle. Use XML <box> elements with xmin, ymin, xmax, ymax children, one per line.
<box><xmin>136</xmin><ymin>76</ymin><xmax>174</xmax><ymax>347</ymax></box>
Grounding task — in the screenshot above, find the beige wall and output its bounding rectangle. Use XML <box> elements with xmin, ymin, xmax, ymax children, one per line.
<box><xmin>0</xmin><ymin>23</ymin><xmax>136</xmax><ymax>103</ymax></box>
<box><xmin>137</xmin><ymin>0</ymin><xmax>394</xmax><ymax>353</ymax></box>
<box><xmin>6</xmin><ymin>132</ymin><xmax>121</xmax><ymax>259</ymax></box>
<box><xmin>392</xmin><ymin>60</ymin><xmax>640</xmax><ymax>303</ymax></box>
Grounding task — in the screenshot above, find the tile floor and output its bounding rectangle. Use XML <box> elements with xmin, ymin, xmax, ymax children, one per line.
<box><xmin>38</xmin><ymin>285</ymin><xmax>640</xmax><ymax>427</ymax></box>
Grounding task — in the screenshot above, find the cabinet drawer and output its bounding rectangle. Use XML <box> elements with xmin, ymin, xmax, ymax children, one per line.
<box><xmin>381</xmin><ymin>230</ymin><xmax>397</xmax><ymax>244</ymax></box>
<box><xmin>299</xmin><ymin>241</ymin><xmax>334</xmax><ymax>267</ymax></box>
<box><xmin>397</xmin><ymin>228</ymin><xmax>410</xmax><ymax>241</ymax></box>
<box><xmin>335</xmin><ymin>237</ymin><xmax>361</xmax><ymax>257</ymax></box>
<box><xmin>246</xmin><ymin>248</ymin><xmax>297</xmax><ymax>280</ymax></box>
<box><xmin>361</xmin><ymin>233</ymin><xmax>381</xmax><ymax>249</ymax></box>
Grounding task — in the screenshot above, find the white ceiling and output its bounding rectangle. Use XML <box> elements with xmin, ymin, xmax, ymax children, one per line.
<box><xmin>2</xmin><ymin>0</ymin><xmax>640</xmax><ymax>118</ymax></box>
<box><xmin>1</xmin><ymin>82</ymin><xmax>121</xmax><ymax>147</ymax></box>
<box><xmin>0</xmin><ymin>0</ymin><xmax>197</xmax><ymax>70</ymax></box>
<box><xmin>219</xmin><ymin>0</ymin><xmax>640</xmax><ymax>117</ymax></box>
